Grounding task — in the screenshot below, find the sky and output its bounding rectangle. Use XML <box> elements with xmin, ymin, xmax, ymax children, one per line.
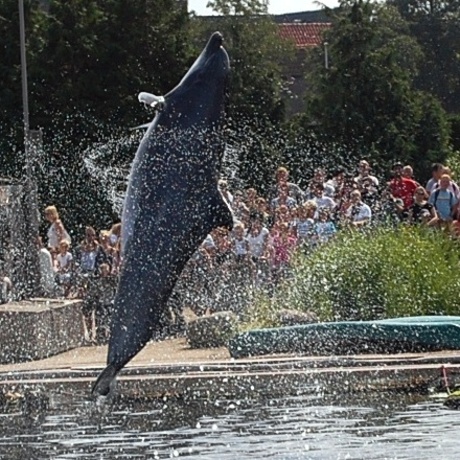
<box><xmin>188</xmin><ymin>0</ymin><xmax>340</xmax><ymax>15</ymax></box>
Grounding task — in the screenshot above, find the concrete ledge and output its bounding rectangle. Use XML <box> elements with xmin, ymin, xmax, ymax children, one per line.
<box><xmin>0</xmin><ymin>299</ymin><xmax>83</xmax><ymax>364</ymax></box>
<box><xmin>0</xmin><ymin>338</ymin><xmax>459</xmax><ymax>400</ymax></box>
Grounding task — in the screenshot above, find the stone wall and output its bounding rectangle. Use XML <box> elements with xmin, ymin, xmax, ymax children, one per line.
<box><xmin>0</xmin><ymin>299</ymin><xmax>83</xmax><ymax>364</ymax></box>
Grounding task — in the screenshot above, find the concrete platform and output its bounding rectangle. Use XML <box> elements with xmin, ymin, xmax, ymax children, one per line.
<box><xmin>0</xmin><ymin>298</ymin><xmax>83</xmax><ymax>364</ymax></box>
<box><xmin>0</xmin><ymin>338</ymin><xmax>459</xmax><ymax>398</ymax></box>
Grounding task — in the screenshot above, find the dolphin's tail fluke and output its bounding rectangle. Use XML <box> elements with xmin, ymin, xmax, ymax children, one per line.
<box><xmin>92</xmin><ymin>364</ymin><xmax>118</xmax><ymax>397</ymax></box>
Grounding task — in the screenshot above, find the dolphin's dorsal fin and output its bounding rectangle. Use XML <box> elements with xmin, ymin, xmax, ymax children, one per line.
<box><xmin>138</xmin><ymin>92</ymin><xmax>165</xmax><ymax>109</ymax></box>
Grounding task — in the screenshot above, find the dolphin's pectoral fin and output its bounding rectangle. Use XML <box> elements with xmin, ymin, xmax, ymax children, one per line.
<box><xmin>130</xmin><ymin>122</ymin><xmax>152</xmax><ymax>131</ymax></box>
<box><xmin>138</xmin><ymin>92</ymin><xmax>165</xmax><ymax>109</ymax></box>
<box><xmin>208</xmin><ymin>190</ymin><xmax>234</xmax><ymax>231</ymax></box>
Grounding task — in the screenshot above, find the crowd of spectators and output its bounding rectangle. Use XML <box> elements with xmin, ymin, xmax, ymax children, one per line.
<box><xmin>212</xmin><ymin>160</ymin><xmax>460</xmax><ymax>273</ymax></box>
<box><xmin>37</xmin><ymin>159</ymin><xmax>460</xmax><ymax>343</ymax></box>
<box><xmin>38</xmin><ymin>206</ymin><xmax>120</xmax><ymax>343</ymax></box>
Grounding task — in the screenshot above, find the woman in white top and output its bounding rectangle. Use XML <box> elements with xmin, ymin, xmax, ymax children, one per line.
<box><xmin>247</xmin><ymin>217</ymin><xmax>270</xmax><ymax>260</ymax></box>
<box><xmin>44</xmin><ymin>205</ymin><xmax>71</xmax><ymax>254</ymax></box>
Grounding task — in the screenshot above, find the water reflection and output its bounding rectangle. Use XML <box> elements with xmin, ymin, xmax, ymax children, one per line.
<box><xmin>0</xmin><ymin>391</ymin><xmax>455</xmax><ymax>459</ymax></box>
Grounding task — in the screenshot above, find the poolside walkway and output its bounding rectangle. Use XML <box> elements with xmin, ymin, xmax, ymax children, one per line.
<box><xmin>1</xmin><ymin>338</ymin><xmax>460</xmax><ymax>397</ymax></box>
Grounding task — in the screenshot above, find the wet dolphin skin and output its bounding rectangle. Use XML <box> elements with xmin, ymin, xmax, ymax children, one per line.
<box><xmin>92</xmin><ymin>32</ymin><xmax>233</xmax><ymax>396</ymax></box>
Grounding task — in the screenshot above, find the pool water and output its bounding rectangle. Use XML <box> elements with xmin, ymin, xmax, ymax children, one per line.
<box><xmin>0</xmin><ymin>391</ymin><xmax>455</xmax><ymax>459</ymax></box>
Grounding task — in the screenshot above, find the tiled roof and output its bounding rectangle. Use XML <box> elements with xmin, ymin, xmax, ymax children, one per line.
<box><xmin>278</xmin><ymin>23</ymin><xmax>331</xmax><ymax>48</ymax></box>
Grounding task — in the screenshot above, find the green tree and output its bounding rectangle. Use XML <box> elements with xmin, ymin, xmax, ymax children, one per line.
<box><xmin>412</xmin><ymin>91</ymin><xmax>452</xmax><ymax>175</ymax></box>
<box><xmin>194</xmin><ymin>0</ymin><xmax>292</xmax><ymax>187</ymax></box>
<box><xmin>1</xmin><ymin>0</ymin><xmax>194</xmax><ymax>234</ymax></box>
<box><xmin>31</xmin><ymin>0</ymin><xmax>192</xmax><ymax>129</ymax></box>
<box><xmin>303</xmin><ymin>0</ymin><xmax>450</xmax><ymax>174</ymax></box>
<box><xmin>388</xmin><ymin>0</ymin><xmax>460</xmax><ymax>113</ymax></box>
<box><xmin>0</xmin><ymin>0</ymin><xmax>48</xmax><ymax>176</ymax></box>
<box><xmin>204</xmin><ymin>0</ymin><xmax>288</xmax><ymax>124</ymax></box>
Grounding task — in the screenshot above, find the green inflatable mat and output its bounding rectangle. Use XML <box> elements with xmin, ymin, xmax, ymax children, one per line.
<box><xmin>228</xmin><ymin>316</ymin><xmax>460</xmax><ymax>358</ymax></box>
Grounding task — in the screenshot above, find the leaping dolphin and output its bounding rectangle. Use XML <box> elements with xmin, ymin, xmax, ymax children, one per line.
<box><xmin>92</xmin><ymin>32</ymin><xmax>232</xmax><ymax>396</ymax></box>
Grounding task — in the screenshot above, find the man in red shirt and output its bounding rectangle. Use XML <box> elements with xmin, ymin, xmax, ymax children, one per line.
<box><xmin>388</xmin><ymin>162</ymin><xmax>419</xmax><ymax>210</ymax></box>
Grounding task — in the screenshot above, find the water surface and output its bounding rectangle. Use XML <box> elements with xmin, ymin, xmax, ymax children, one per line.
<box><xmin>0</xmin><ymin>391</ymin><xmax>454</xmax><ymax>459</ymax></box>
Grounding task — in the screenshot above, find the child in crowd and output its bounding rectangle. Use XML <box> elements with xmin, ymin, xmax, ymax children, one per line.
<box><xmin>44</xmin><ymin>205</ymin><xmax>71</xmax><ymax>257</ymax></box>
<box><xmin>246</xmin><ymin>216</ymin><xmax>272</xmax><ymax>286</ymax></box>
<box><xmin>55</xmin><ymin>239</ymin><xmax>73</xmax><ymax>297</ymax></box>
<box><xmin>271</xmin><ymin>222</ymin><xmax>297</xmax><ymax>283</ymax></box>
<box><xmin>313</xmin><ymin>208</ymin><xmax>337</xmax><ymax>246</ymax></box>
<box><xmin>295</xmin><ymin>202</ymin><xmax>316</xmax><ymax>247</ymax></box>
<box><xmin>231</xmin><ymin>222</ymin><xmax>250</xmax><ymax>262</ymax></box>
<box><xmin>94</xmin><ymin>263</ymin><xmax>118</xmax><ymax>344</ymax></box>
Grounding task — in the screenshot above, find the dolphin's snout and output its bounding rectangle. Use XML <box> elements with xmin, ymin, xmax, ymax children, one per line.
<box><xmin>207</xmin><ymin>31</ymin><xmax>224</xmax><ymax>53</ymax></box>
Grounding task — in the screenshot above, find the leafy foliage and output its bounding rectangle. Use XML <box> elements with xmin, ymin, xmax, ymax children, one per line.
<box><xmin>249</xmin><ymin>227</ymin><xmax>460</xmax><ymax>327</ymax></box>
<box><xmin>0</xmin><ymin>0</ymin><xmax>193</xmax><ymax>233</ymax></box>
<box><xmin>193</xmin><ymin>0</ymin><xmax>293</xmax><ymax>190</ymax></box>
<box><xmin>0</xmin><ymin>0</ymin><xmax>459</xmax><ymax>239</ymax></box>
<box><xmin>201</xmin><ymin>0</ymin><xmax>290</xmax><ymax>124</ymax></box>
<box><xmin>388</xmin><ymin>0</ymin><xmax>460</xmax><ymax>113</ymax></box>
<box><xmin>302</xmin><ymin>0</ymin><xmax>451</xmax><ymax>177</ymax></box>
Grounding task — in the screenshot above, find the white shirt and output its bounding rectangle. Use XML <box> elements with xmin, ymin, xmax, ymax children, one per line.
<box><xmin>346</xmin><ymin>202</ymin><xmax>372</xmax><ymax>222</ymax></box>
<box><xmin>47</xmin><ymin>222</ymin><xmax>71</xmax><ymax>249</ymax></box>
<box><xmin>354</xmin><ymin>174</ymin><xmax>379</xmax><ymax>187</ymax></box>
<box><xmin>233</xmin><ymin>237</ymin><xmax>248</xmax><ymax>256</ymax></box>
<box><xmin>56</xmin><ymin>252</ymin><xmax>73</xmax><ymax>271</ymax></box>
<box><xmin>312</xmin><ymin>196</ymin><xmax>336</xmax><ymax>211</ymax></box>
<box><xmin>247</xmin><ymin>227</ymin><xmax>270</xmax><ymax>258</ymax></box>
<box><xmin>39</xmin><ymin>248</ymin><xmax>57</xmax><ymax>292</ymax></box>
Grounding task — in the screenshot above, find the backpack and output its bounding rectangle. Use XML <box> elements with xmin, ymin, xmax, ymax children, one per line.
<box><xmin>433</xmin><ymin>189</ymin><xmax>454</xmax><ymax>215</ymax></box>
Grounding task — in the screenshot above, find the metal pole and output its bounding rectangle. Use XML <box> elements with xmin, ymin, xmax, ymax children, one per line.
<box><xmin>19</xmin><ymin>0</ymin><xmax>29</xmax><ymax>138</ymax></box>
<box><xmin>18</xmin><ymin>0</ymin><xmax>40</xmax><ymax>298</ymax></box>
<box><xmin>324</xmin><ymin>42</ymin><xmax>329</xmax><ymax>70</ymax></box>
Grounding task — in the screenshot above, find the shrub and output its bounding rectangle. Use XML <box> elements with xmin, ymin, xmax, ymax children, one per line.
<box><xmin>247</xmin><ymin>227</ymin><xmax>460</xmax><ymax>327</ymax></box>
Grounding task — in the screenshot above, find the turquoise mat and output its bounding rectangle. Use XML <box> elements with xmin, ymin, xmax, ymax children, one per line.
<box><xmin>228</xmin><ymin>316</ymin><xmax>460</xmax><ymax>358</ymax></box>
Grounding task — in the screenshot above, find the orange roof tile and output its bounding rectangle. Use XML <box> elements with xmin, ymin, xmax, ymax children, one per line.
<box><xmin>278</xmin><ymin>23</ymin><xmax>331</xmax><ymax>48</ymax></box>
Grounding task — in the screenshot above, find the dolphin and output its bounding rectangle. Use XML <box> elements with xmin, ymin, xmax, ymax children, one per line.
<box><xmin>92</xmin><ymin>32</ymin><xmax>233</xmax><ymax>396</ymax></box>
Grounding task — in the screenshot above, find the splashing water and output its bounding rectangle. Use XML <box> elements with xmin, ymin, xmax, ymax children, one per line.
<box><xmin>83</xmin><ymin>131</ymin><xmax>142</xmax><ymax>216</ymax></box>
<box><xmin>82</xmin><ymin>121</ymin><xmax>359</xmax><ymax>217</ymax></box>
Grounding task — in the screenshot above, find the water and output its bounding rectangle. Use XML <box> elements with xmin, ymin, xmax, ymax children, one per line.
<box><xmin>0</xmin><ymin>391</ymin><xmax>456</xmax><ymax>459</ymax></box>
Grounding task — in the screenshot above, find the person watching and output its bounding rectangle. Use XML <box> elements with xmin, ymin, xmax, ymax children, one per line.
<box><xmin>388</xmin><ymin>162</ymin><xmax>418</xmax><ymax>212</ymax></box>
<box><xmin>426</xmin><ymin>163</ymin><xmax>444</xmax><ymax>194</ymax></box>
<box><xmin>345</xmin><ymin>190</ymin><xmax>372</xmax><ymax>228</ymax></box>
<box><xmin>428</xmin><ymin>174</ymin><xmax>458</xmax><ymax>225</ymax></box>
<box><xmin>407</xmin><ymin>186</ymin><xmax>438</xmax><ymax>227</ymax></box>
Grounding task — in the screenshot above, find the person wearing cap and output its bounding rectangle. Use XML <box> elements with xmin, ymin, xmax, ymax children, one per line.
<box><xmin>388</xmin><ymin>162</ymin><xmax>419</xmax><ymax>211</ymax></box>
